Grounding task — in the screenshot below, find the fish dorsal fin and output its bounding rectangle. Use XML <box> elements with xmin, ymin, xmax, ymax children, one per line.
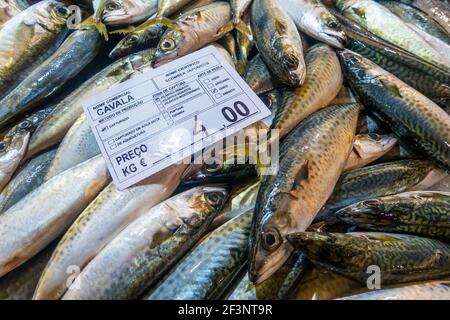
<box><xmin>379</xmin><ymin>79</ymin><xmax>403</xmax><ymax>98</ymax></box>
<box><xmin>275</xmin><ymin>20</ymin><xmax>287</xmax><ymax>34</ymax></box>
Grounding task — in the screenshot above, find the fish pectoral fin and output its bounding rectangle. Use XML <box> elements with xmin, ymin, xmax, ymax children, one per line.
<box><xmin>216</xmin><ymin>21</ymin><xmax>234</xmax><ymax>36</ymax></box>
<box><xmin>216</xmin><ymin>20</ymin><xmax>252</xmax><ymax>40</ymax></box>
<box><xmin>110</xmin><ymin>26</ymin><xmax>136</xmax><ymax>35</ymax></box>
<box><xmin>78</xmin><ymin>16</ymin><xmax>109</xmax><ymax>41</ymax></box>
<box><xmin>235</xmin><ymin>21</ymin><xmax>252</xmax><ymax>40</ymax></box>
<box><xmin>274</xmin><ymin>20</ymin><xmax>287</xmax><ymax>35</ymax></box>
<box><xmin>380</xmin><ymin>79</ymin><xmax>403</xmax><ymax>98</ymax></box>
<box><xmin>291</xmin><ymin>159</ymin><xmax>309</xmax><ymax>191</ymax></box>
<box><xmin>352</xmin><ymin>7</ymin><xmax>366</xmax><ymax>20</ymax></box>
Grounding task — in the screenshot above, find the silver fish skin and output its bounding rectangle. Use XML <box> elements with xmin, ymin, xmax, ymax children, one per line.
<box><xmin>33</xmin><ymin>164</ymin><xmax>186</xmax><ymax>300</ymax></box>
<box><xmin>153</xmin><ymin>2</ymin><xmax>231</xmax><ymax>67</ymax></box>
<box><xmin>102</xmin><ymin>0</ymin><xmax>158</xmax><ymax>25</ymax></box>
<box><xmin>0</xmin><ymin>241</ymin><xmax>57</xmax><ymax>300</ymax></box>
<box><xmin>0</xmin><ymin>155</ymin><xmax>110</xmax><ymax>277</ymax></box>
<box><xmin>249</xmin><ymin>103</ymin><xmax>360</xmax><ymax>284</ymax></box>
<box><xmin>336</xmin><ymin>0</ymin><xmax>448</xmax><ymax>71</ymax></box>
<box><xmin>45</xmin><ymin>113</ymin><xmax>99</xmax><ymax>181</ymax></box>
<box><xmin>0</xmin><ymin>148</ymin><xmax>56</xmax><ymax>213</ymax></box>
<box><xmin>61</xmin><ymin>185</ymin><xmax>229</xmax><ymax>300</ymax></box>
<box><xmin>0</xmin><ymin>26</ymin><xmax>102</xmax><ymax>130</ymax></box>
<box><xmin>280</xmin><ymin>0</ymin><xmax>346</xmax><ymax>48</ymax></box>
<box><xmin>251</xmin><ymin>0</ymin><xmax>306</xmax><ymax>87</ymax></box>
<box><xmin>147</xmin><ymin>209</ymin><xmax>252</xmax><ymax>300</ymax></box>
<box><xmin>0</xmin><ymin>1</ymin><xmax>70</xmax><ymax>99</ymax></box>
<box><xmin>339</xmin><ymin>49</ymin><xmax>450</xmax><ymax>169</ymax></box>
<box><xmin>0</xmin><ymin>130</ymin><xmax>30</xmax><ymax>191</ymax></box>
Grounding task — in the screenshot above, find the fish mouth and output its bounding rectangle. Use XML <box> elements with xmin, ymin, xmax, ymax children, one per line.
<box><xmin>152</xmin><ymin>51</ymin><xmax>178</xmax><ymax>68</ymax></box>
<box><xmin>320</xmin><ymin>30</ymin><xmax>347</xmax><ymax>49</ymax></box>
<box><xmin>248</xmin><ymin>241</ymin><xmax>292</xmax><ymax>284</ymax></box>
<box><xmin>180</xmin><ymin>164</ymin><xmax>204</xmax><ymax>184</ymax></box>
<box><xmin>109</xmin><ymin>45</ymin><xmax>127</xmax><ymax>59</ymax></box>
<box><xmin>102</xmin><ymin>12</ymin><xmax>131</xmax><ymax>25</ymax></box>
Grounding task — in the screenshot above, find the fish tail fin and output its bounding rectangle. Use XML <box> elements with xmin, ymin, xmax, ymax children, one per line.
<box><xmin>217</xmin><ymin>21</ymin><xmax>235</xmax><ymax>36</ymax></box>
<box><xmin>78</xmin><ymin>16</ymin><xmax>109</xmax><ymax>41</ymax></box>
<box><xmin>110</xmin><ymin>26</ymin><xmax>136</xmax><ymax>35</ymax></box>
<box><xmin>235</xmin><ymin>60</ymin><xmax>247</xmax><ymax>75</ymax></box>
<box><xmin>136</xmin><ymin>17</ymin><xmax>183</xmax><ymax>33</ymax></box>
<box><xmin>235</xmin><ymin>20</ymin><xmax>252</xmax><ymax>40</ymax></box>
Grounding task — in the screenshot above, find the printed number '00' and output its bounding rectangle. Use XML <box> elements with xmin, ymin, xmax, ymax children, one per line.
<box><xmin>221</xmin><ymin>101</ymin><xmax>250</xmax><ymax>123</ymax></box>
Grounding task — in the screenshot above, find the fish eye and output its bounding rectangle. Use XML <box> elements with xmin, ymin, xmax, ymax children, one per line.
<box><xmin>362</xmin><ymin>199</ymin><xmax>382</xmax><ymax>209</ymax></box>
<box><xmin>262</xmin><ymin>228</ymin><xmax>282</xmax><ymax>251</ymax></box>
<box><xmin>55</xmin><ymin>5</ymin><xmax>70</xmax><ymax>17</ymax></box>
<box><xmin>327</xmin><ymin>20</ymin><xmax>339</xmax><ymax>29</ymax></box>
<box><xmin>127</xmin><ymin>35</ymin><xmax>139</xmax><ymax>45</ymax></box>
<box><xmin>205</xmin><ymin>160</ymin><xmax>222</xmax><ymax>173</ymax></box>
<box><xmin>368</xmin><ymin>133</ymin><xmax>381</xmax><ymax>140</ymax></box>
<box><xmin>19</xmin><ymin>120</ymin><xmax>31</xmax><ymax>130</ymax></box>
<box><xmin>106</xmin><ymin>1</ymin><xmax>121</xmax><ymax>11</ymax></box>
<box><xmin>160</xmin><ymin>39</ymin><xmax>176</xmax><ymax>51</ymax></box>
<box><xmin>283</xmin><ymin>54</ymin><xmax>299</xmax><ymax>69</ymax></box>
<box><xmin>205</xmin><ymin>191</ymin><xmax>223</xmax><ymax>207</ymax></box>
<box><xmin>0</xmin><ymin>142</ymin><xmax>7</xmax><ymax>152</ymax></box>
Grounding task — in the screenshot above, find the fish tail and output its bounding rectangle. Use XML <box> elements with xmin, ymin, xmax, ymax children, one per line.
<box><xmin>78</xmin><ymin>16</ymin><xmax>109</xmax><ymax>41</ymax></box>
<box><xmin>110</xmin><ymin>26</ymin><xmax>136</xmax><ymax>35</ymax></box>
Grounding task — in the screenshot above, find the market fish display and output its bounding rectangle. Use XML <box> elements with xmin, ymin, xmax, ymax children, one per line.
<box><xmin>280</xmin><ymin>0</ymin><xmax>346</xmax><ymax>48</ymax></box>
<box><xmin>45</xmin><ymin>114</ymin><xmax>99</xmax><ymax>181</ymax></box>
<box><xmin>0</xmin><ymin>26</ymin><xmax>102</xmax><ymax>129</ymax></box>
<box><xmin>102</xmin><ymin>0</ymin><xmax>158</xmax><ymax>26</ymax></box>
<box><xmin>217</xmin><ymin>0</ymin><xmax>252</xmax><ymax>38</ymax></box>
<box><xmin>243</xmin><ymin>54</ymin><xmax>277</xmax><ymax>95</ymax></box>
<box><xmin>337</xmin><ymin>191</ymin><xmax>450</xmax><ymax>240</ymax></box>
<box><xmin>62</xmin><ymin>185</ymin><xmax>229</xmax><ymax>300</ymax></box>
<box><xmin>249</xmin><ymin>103</ymin><xmax>360</xmax><ymax>284</ymax></box>
<box><xmin>0</xmin><ymin>107</ymin><xmax>53</xmax><ymax>191</ymax></box>
<box><xmin>338</xmin><ymin>12</ymin><xmax>450</xmax><ymax>107</ymax></box>
<box><xmin>343</xmin><ymin>134</ymin><xmax>398</xmax><ymax>172</ymax></box>
<box><xmin>26</xmin><ymin>48</ymin><xmax>156</xmax><ymax>159</ymax></box>
<box><xmin>0</xmin><ymin>0</ymin><xmax>70</xmax><ymax>98</ymax></box>
<box><xmin>316</xmin><ymin>160</ymin><xmax>446</xmax><ymax>222</ymax></box>
<box><xmin>0</xmin><ymin>241</ymin><xmax>57</xmax><ymax>300</ymax></box>
<box><xmin>394</xmin><ymin>0</ymin><xmax>450</xmax><ymax>34</ymax></box>
<box><xmin>339</xmin><ymin>50</ymin><xmax>450</xmax><ymax>169</ymax></box>
<box><xmin>109</xmin><ymin>0</ymin><xmax>214</xmax><ymax>59</ymax></box>
<box><xmin>228</xmin><ymin>253</ymin><xmax>307</xmax><ymax>300</ymax></box>
<box><xmin>336</xmin><ymin>0</ymin><xmax>448</xmax><ymax>71</ymax></box>
<box><xmin>287</xmin><ymin>232</ymin><xmax>450</xmax><ymax>284</ymax></box>
<box><xmin>0</xmin><ymin>0</ymin><xmax>448</xmax><ymax>302</ymax></box>
<box><xmin>152</xmin><ymin>2</ymin><xmax>231</xmax><ymax>67</ymax></box>
<box><xmin>0</xmin><ymin>155</ymin><xmax>110</xmax><ymax>277</ymax></box>
<box><xmin>208</xmin><ymin>180</ymin><xmax>259</xmax><ymax>232</ymax></box>
<box><xmin>271</xmin><ymin>43</ymin><xmax>343</xmax><ymax>138</ymax></box>
<box><xmin>0</xmin><ymin>148</ymin><xmax>56</xmax><ymax>213</ymax></box>
<box><xmin>34</xmin><ymin>164</ymin><xmax>186</xmax><ymax>300</ymax></box>
<box><xmin>147</xmin><ymin>208</ymin><xmax>252</xmax><ymax>300</ymax></box>
<box><xmin>379</xmin><ymin>1</ymin><xmax>450</xmax><ymax>44</ymax></box>
<box><xmin>293</xmin><ymin>267</ymin><xmax>362</xmax><ymax>300</ymax></box>
<box><xmin>340</xmin><ymin>280</ymin><xmax>450</xmax><ymax>300</ymax></box>
<box><xmin>251</xmin><ymin>0</ymin><xmax>306</xmax><ymax>87</ymax></box>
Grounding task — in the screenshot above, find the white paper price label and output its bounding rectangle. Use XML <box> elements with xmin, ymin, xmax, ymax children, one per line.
<box><xmin>82</xmin><ymin>46</ymin><xmax>272</xmax><ymax>189</ymax></box>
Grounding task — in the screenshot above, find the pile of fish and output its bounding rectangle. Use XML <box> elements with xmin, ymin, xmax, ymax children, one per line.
<box><xmin>0</xmin><ymin>0</ymin><xmax>449</xmax><ymax>300</ymax></box>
